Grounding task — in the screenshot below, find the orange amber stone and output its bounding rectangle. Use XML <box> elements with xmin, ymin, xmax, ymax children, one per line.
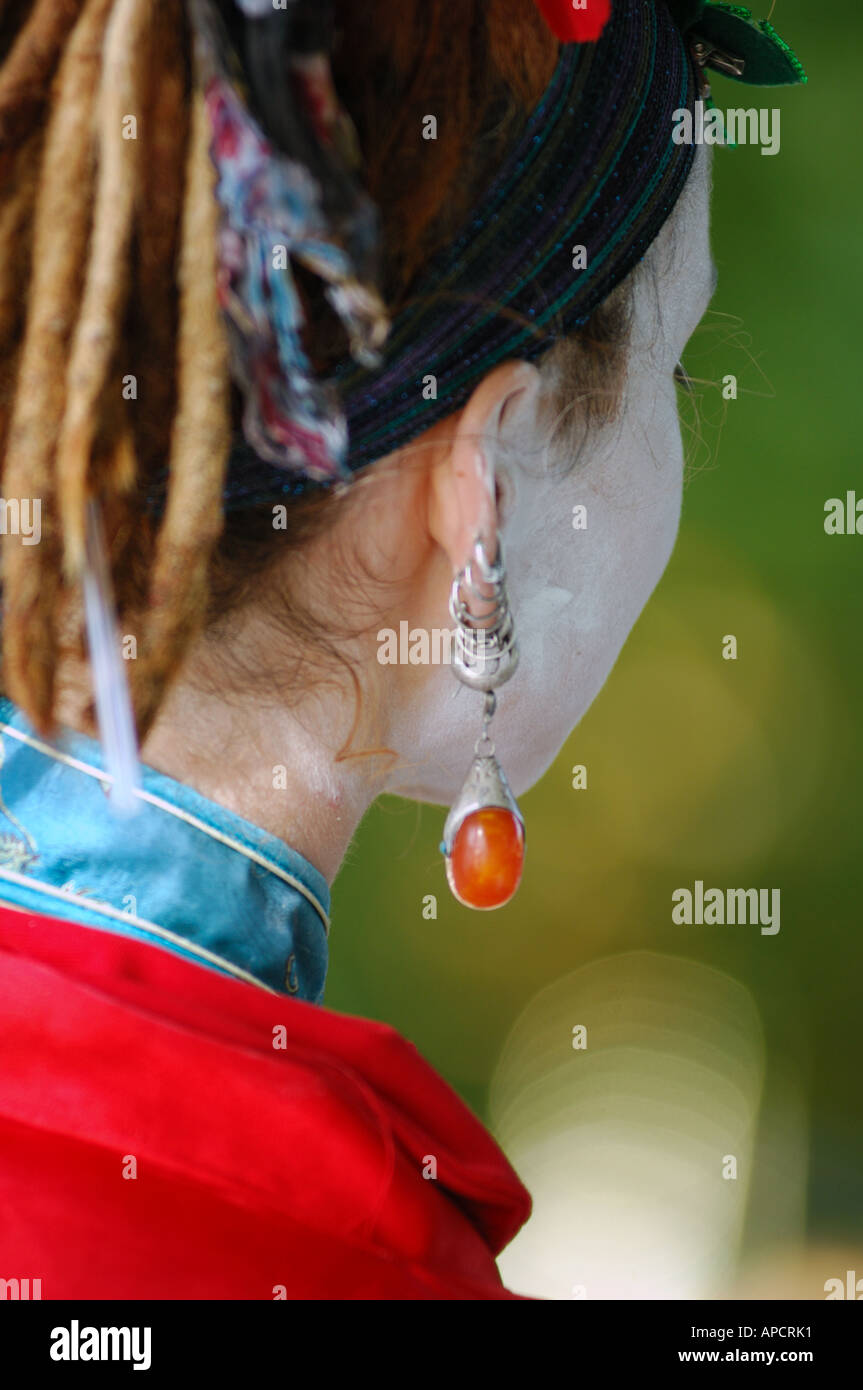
<box><xmin>448</xmin><ymin>806</ymin><xmax>524</xmax><ymax>909</ymax></box>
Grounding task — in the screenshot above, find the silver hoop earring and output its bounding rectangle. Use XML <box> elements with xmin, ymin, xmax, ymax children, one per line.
<box><xmin>441</xmin><ymin>536</ymin><xmax>525</xmax><ymax>910</ymax></box>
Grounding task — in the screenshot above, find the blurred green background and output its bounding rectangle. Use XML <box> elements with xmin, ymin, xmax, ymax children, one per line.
<box><xmin>328</xmin><ymin>0</ymin><xmax>862</xmax><ymax>1274</ymax></box>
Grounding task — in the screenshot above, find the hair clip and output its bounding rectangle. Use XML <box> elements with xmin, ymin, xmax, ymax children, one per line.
<box><xmin>691</xmin><ymin>37</ymin><xmax>745</xmax><ymax>80</ymax></box>
<box><xmin>672</xmin><ymin>3</ymin><xmax>807</xmax><ymax>87</ymax></box>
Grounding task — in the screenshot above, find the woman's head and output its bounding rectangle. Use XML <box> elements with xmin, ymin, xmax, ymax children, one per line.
<box><xmin>198</xmin><ymin>141</ymin><xmax>714</xmax><ymax>814</ymax></box>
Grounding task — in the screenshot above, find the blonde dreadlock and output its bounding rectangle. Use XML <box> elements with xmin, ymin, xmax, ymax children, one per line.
<box><xmin>55</xmin><ymin>0</ymin><xmax>151</xmax><ymax>576</ymax></box>
<box><xmin>130</xmin><ymin>88</ymin><xmax>230</xmax><ymax>737</ymax></box>
<box><xmin>0</xmin><ymin>0</ymin><xmax>231</xmax><ymax>740</ymax></box>
<box><xmin>0</xmin><ymin>0</ymin><xmax>83</xmax><ymax>184</ymax></box>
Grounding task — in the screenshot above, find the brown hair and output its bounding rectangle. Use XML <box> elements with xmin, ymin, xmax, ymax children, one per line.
<box><xmin>0</xmin><ymin>0</ymin><xmax>630</xmax><ymax>739</ymax></box>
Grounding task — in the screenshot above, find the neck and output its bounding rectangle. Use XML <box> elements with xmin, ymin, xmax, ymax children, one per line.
<box><xmin>143</xmin><ymin>663</ymin><xmax>384</xmax><ymax>887</ymax></box>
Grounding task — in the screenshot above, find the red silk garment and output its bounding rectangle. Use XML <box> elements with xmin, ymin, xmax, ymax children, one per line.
<box><xmin>0</xmin><ymin>904</ymin><xmax>531</xmax><ymax>1299</ymax></box>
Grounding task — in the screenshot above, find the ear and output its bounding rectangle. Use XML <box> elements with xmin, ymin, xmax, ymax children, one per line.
<box><xmin>427</xmin><ymin>361</ymin><xmax>540</xmax><ymax>572</ymax></box>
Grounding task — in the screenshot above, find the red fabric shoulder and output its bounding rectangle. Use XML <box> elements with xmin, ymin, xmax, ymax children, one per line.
<box><xmin>0</xmin><ymin>903</ymin><xmax>531</xmax><ymax>1300</ymax></box>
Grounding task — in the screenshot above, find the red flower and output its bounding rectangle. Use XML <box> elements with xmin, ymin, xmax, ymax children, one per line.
<box><xmin>533</xmin><ymin>0</ymin><xmax>612</xmax><ymax>43</ymax></box>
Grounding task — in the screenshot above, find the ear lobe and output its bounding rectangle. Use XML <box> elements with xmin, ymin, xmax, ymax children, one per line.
<box><xmin>428</xmin><ymin>361</ymin><xmax>540</xmax><ymax>573</ymax></box>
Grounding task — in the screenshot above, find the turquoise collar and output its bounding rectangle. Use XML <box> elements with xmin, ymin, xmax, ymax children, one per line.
<box><xmin>0</xmin><ymin>697</ymin><xmax>329</xmax><ymax>1000</ymax></box>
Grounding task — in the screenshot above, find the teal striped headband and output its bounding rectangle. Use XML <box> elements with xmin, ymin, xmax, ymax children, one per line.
<box><xmin>191</xmin><ymin>0</ymin><xmax>805</xmax><ymax>509</ymax></box>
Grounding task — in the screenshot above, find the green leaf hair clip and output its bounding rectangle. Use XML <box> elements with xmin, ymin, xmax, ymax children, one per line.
<box><xmin>668</xmin><ymin>2</ymin><xmax>808</xmax><ymax>86</ymax></box>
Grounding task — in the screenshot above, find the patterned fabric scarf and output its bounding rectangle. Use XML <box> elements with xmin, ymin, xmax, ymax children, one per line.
<box><xmin>182</xmin><ymin>0</ymin><xmax>804</xmax><ymax>509</ymax></box>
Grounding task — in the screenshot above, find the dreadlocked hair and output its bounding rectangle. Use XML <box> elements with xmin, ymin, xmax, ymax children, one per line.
<box><xmin>0</xmin><ymin>0</ymin><xmax>619</xmax><ymax>741</ymax></box>
<box><xmin>0</xmin><ymin>0</ymin><xmax>228</xmax><ymax>740</ymax></box>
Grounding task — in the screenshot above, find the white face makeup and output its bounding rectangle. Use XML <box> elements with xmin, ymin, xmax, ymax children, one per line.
<box><xmin>389</xmin><ymin>146</ymin><xmax>716</xmax><ymax>804</ymax></box>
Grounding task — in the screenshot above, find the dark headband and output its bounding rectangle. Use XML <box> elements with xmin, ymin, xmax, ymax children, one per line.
<box><xmin>338</xmin><ymin>0</ymin><xmax>696</xmax><ymax>481</ymax></box>
<box><xmin>183</xmin><ymin>0</ymin><xmax>805</xmax><ymax>511</ymax></box>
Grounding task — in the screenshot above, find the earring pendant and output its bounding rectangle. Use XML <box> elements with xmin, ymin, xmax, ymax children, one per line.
<box><xmin>442</xmin><ymin>536</ymin><xmax>525</xmax><ymax>911</ymax></box>
<box><xmin>442</xmin><ymin>692</ymin><xmax>525</xmax><ymax>909</ymax></box>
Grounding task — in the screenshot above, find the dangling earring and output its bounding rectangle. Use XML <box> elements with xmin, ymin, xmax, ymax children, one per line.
<box><xmin>441</xmin><ymin>536</ymin><xmax>525</xmax><ymax>910</ymax></box>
